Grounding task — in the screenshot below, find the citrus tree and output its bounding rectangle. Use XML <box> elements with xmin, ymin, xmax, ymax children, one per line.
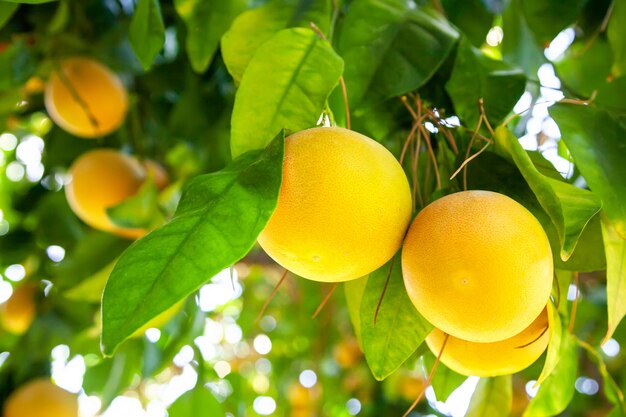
<box><xmin>0</xmin><ymin>0</ymin><xmax>625</xmax><ymax>416</ymax></box>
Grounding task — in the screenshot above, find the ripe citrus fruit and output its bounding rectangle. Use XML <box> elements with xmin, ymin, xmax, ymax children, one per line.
<box><xmin>65</xmin><ymin>149</ymin><xmax>146</xmax><ymax>239</ymax></box>
<box><xmin>45</xmin><ymin>57</ymin><xmax>128</xmax><ymax>138</ymax></box>
<box><xmin>1</xmin><ymin>284</ymin><xmax>36</xmax><ymax>334</ymax></box>
<box><xmin>4</xmin><ymin>378</ymin><xmax>78</xmax><ymax>417</ymax></box>
<box><xmin>258</xmin><ymin>127</ymin><xmax>412</xmax><ymax>282</ymax></box>
<box><xmin>426</xmin><ymin>307</ymin><xmax>549</xmax><ymax>377</ymax></box>
<box><xmin>402</xmin><ymin>190</ymin><xmax>553</xmax><ymax>342</ymax></box>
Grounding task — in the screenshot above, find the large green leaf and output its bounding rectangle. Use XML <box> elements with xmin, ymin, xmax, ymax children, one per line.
<box><xmin>501</xmin><ymin>0</ymin><xmax>545</xmax><ymax>76</ymax></box>
<box><xmin>550</xmin><ymin>104</ymin><xmax>626</xmax><ymax>238</ymax></box>
<box><xmin>360</xmin><ymin>256</ymin><xmax>433</xmax><ymax>381</ymax></box>
<box><xmin>535</xmin><ymin>303</ymin><xmax>562</xmax><ymax>385</ymax></box>
<box><xmin>101</xmin><ymin>132</ymin><xmax>285</xmax><ymax>355</ymax></box>
<box><xmin>601</xmin><ymin>220</ymin><xmax>626</xmax><ymax>345</ymax></box>
<box><xmin>441</xmin><ymin>0</ymin><xmax>493</xmax><ymax>47</ymax></box>
<box><xmin>168</xmin><ymin>384</ymin><xmax>224</xmax><ymax>417</ymax></box>
<box><xmin>230</xmin><ymin>28</ymin><xmax>343</xmax><ymax>157</ymax></box>
<box><xmin>554</xmin><ymin>39</ymin><xmax>613</xmax><ymax>98</ymax></box>
<box><xmin>607</xmin><ymin>0</ymin><xmax>626</xmax><ymax>77</ymax></box>
<box><xmin>174</xmin><ymin>0</ymin><xmax>248</xmax><ymax>73</ymax></box>
<box><xmin>129</xmin><ymin>0</ymin><xmax>165</xmax><ymax>70</ymax></box>
<box><xmin>524</xmin><ymin>332</ymin><xmax>578</xmax><ymax>417</ymax></box>
<box><xmin>427</xmin><ymin>358</ymin><xmax>467</xmax><ymax>402</ymax></box>
<box><xmin>521</xmin><ymin>0</ymin><xmax>587</xmax><ymax>45</ymax></box>
<box><xmin>337</xmin><ymin>0</ymin><xmax>458</xmax><ymax>111</ymax></box>
<box><xmin>82</xmin><ymin>342</ymin><xmax>144</xmax><ymax>407</ymax></box>
<box><xmin>495</xmin><ymin>127</ymin><xmax>602</xmax><ymax>261</ymax></box>
<box><xmin>0</xmin><ymin>3</ymin><xmax>18</xmax><ymax>29</ymax></box>
<box><xmin>221</xmin><ymin>0</ymin><xmax>332</xmax><ymax>83</ymax></box>
<box><xmin>577</xmin><ymin>337</ymin><xmax>625</xmax><ymax>408</ymax></box>
<box><xmin>344</xmin><ymin>276</ymin><xmax>368</xmax><ymax>347</ymax></box>
<box><xmin>446</xmin><ymin>38</ymin><xmax>526</xmax><ymax>128</ymax></box>
<box><xmin>466</xmin><ymin>376</ymin><xmax>512</xmax><ymax>417</ymax></box>
<box><xmin>0</xmin><ymin>39</ymin><xmax>35</xmax><ymax>91</ymax></box>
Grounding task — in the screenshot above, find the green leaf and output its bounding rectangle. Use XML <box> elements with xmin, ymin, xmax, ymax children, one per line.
<box><xmin>344</xmin><ymin>276</ymin><xmax>368</xmax><ymax>347</ymax></box>
<box><xmin>550</xmin><ymin>103</ymin><xmax>626</xmax><ymax>238</ymax></box>
<box><xmin>1</xmin><ymin>0</ymin><xmax>56</xmax><ymax>3</ymax></box>
<box><xmin>230</xmin><ymin>28</ymin><xmax>343</xmax><ymax>157</ymax></box>
<box><xmin>524</xmin><ymin>332</ymin><xmax>578</xmax><ymax>417</ymax></box>
<box><xmin>609</xmin><ymin>408</ymin><xmax>626</xmax><ymax>417</ymax></box>
<box><xmin>445</xmin><ymin>37</ymin><xmax>526</xmax><ymax>128</ymax></box>
<box><xmin>129</xmin><ymin>0</ymin><xmax>165</xmax><ymax>70</ymax></box>
<box><xmin>440</xmin><ymin>0</ymin><xmax>493</xmax><ymax>47</ymax></box>
<box><xmin>554</xmin><ymin>38</ymin><xmax>613</xmax><ymax>98</ymax></box>
<box><xmin>106</xmin><ymin>179</ymin><xmax>164</xmax><ymax>229</ymax></box>
<box><xmin>501</xmin><ymin>0</ymin><xmax>545</xmax><ymax>76</ymax></box>
<box><xmin>427</xmin><ymin>359</ymin><xmax>467</xmax><ymax>402</ymax></box>
<box><xmin>360</xmin><ymin>256</ymin><xmax>433</xmax><ymax>381</ymax></box>
<box><xmin>0</xmin><ymin>3</ymin><xmax>18</xmax><ymax>29</ymax></box>
<box><xmin>495</xmin><ymin>127</ymin><xmax>602</xmax><ymax>261</ymax></box>
<box><xmin>64</xmin><ymin>260</ymin><xmax>116</xmax><ymax>303</ymax></box>
<box><xmin>337</xmin><ymin>0</ymin><xmax>458</xmax><ymax>111</ymax></box>
<box><xmin>596</xmin><ymin>76</ymin><xmax>626</xmax><ymax>117</ymax></box>
<box><xmin>52</xmin><ymin>232</ymin><xmax>131</xmax><ymax>290</ymax></box>
<box><xmin>174</xmin><ymin>0</ymin><xmax>248</xmax><ymax>73</ymax></box>
<box><xmin>608</xmin><ymin>0</ymin><xmax>626</xmax><ymax>77</ymax></box>
<box><xmin>0</xmin><ymin>39</ymin><xmax>35</xmax><ymax>91</ymax></box>
<box><xmin>577</xmin><ymin>337</ymin><xmax>625</xmax><ymax>407</ymax></box>
<box><xmin>168</xmin><ymin>384</ymin><xmax>224</xmax><ymax>417</ymax></box>
<box><xmin>535</xmin><ymin>303</ymin><xmax>562</xmax><ymax>385</ymax></box>
<box><xmin>601</xmin><ymin>220</ymin><xmax>626</xmax><ymax>345</ymax></box>
<box><xmin>101</xmin><ymin>132</ymin><xmax>285</xmax><ymax>355</ymax></box>
<box><xmin>221</xmin><ymin>0</ymin><xmax>332</xmax><ymax>83</ymax></box>
<box><xmin>466</xmin><ymin>376</ymin><xmax>512</xmax><ymax>417</ymax></box>
<box><xmin>82</xmin><ymin>342</ymin><xmax>144</xmax><ymax>407</ymax></box>
<box><xmin>522</xmin><ymin>0</ymin><xmax>586</xmax><ymax>45</ymax></box>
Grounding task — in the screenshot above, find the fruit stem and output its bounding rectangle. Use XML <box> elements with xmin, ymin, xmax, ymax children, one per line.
<box><xmin>312</xmin><ymin>283</ymin><xmax>339</xmax><ymax>319</ymax></box>
<box><xmin>402</xmin><ymin>334</ymin><xmax>449</xmax><ymax>417</ymax></box>
<box><xmin>568</xmin><ymin>272</ymin><xmax>579</xmax><ymax>333</ymax></box>
<box><xmin>309</xmin><ymin>22</ymin><xmax>351</xmax><ymax>130</ymax></box>
<box><xmin>255</xmin><ymin>269</ymin><xmax>288</xmax><ymax>324</ymax></box>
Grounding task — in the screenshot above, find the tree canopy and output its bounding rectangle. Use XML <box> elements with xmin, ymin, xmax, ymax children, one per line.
<box><xmin>0</xmin><ymin>0</ymin><xmax>625</xmax><ymax>416</ymax></box>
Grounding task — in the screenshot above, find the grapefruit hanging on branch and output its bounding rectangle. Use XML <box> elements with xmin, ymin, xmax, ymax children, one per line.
<box><xmin>258</xmin><ymin>127</ymin><xmax>412</xmax><ymax>283</ymax></box>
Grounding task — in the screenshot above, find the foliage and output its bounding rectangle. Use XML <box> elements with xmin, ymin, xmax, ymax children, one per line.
<box><xmin>0</xmin><ymin>0</ymin><xmax>625</xmax><ymax>416</ymax></box>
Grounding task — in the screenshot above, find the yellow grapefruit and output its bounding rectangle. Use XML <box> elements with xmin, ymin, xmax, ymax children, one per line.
<box><xmin>426</xmin><ymin>307</ymin><xmax>549</xmax><ymax>377</ymax></box>
<box><xmin>45</xmin><ymin>57</ymin><xmax>128</xmax><ymax>138</ymax></box>
<box><xmin>402</xmin><ymin>190</ymin><xmax>553</xmax><ymax>342</ymax></box>
<box><xmin>258</xmin><ymin>127</ymin><xmax>412</xmax><ymax>282</ymax></box>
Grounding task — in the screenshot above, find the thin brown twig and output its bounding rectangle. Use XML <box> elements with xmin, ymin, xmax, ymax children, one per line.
<box><xmin>374</xmin><ymin>259</ymin><xmax>395</xmax><ymax>325</ymax></box>
<box><xmin>419</xmin><ymin>124</ymin><xmax>441</xmax><ymax>190</ymax></box>
<box><xmin>410</xmin><ymin>136</ymin><xmax>417</xmax><ymax>214</ymax></box>
<box><xmin>401</xmin><ymin>96</ymin><xmax>419</xmax><ymax>120</ymax></box>
<box><xmin>568</xmin><ymin>272</ymin><xmax>580</xmax><ymax>333</ymax></box>
<box><xmin>312</xmin><ymin>283</ymin><xmax>339</xmax><ymax>319</ymax></box>
<box><xmin>413</xmin><ymin>129</ymin><xmax>424</xmax><ymax>209</ymax></box>
<box><xmin>461</xmin><ymin>113</ymin><xmax>484</xmax><ymax>191</ymax></box>
<box><xmin>450</xmin><ymin>141</ymin><xmax>491</xmax><ymax>181</ymax></box>
<box><xmin>255</xmin><ymin>269</ymin><xmax>288</xmax><ymax>324</ymax></box>
<box><xmin>402</xmin><ymin>334</ymin><xmax>449</xmax><ymax>417</ymax></box>
<box><xmin>478</xmin><ymin>99</ymin><xmax>495</xmax><ymax>136</ymax></box>
<box><xmin>399</xmin><ymin>121</ymin><xmax>418</xmax><ymax>166</ymax></box>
